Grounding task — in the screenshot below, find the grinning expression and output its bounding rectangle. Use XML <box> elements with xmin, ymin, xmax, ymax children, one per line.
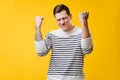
<box><xmin>55</xmin><ymin>10</ymin><xmax>73</xmax><ymax>32</ymax></box>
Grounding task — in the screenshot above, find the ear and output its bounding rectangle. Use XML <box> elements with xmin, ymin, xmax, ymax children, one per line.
<box><xmin>70</xmin><ymin>14</ymin><xmax>72</xmax><ymax>19</ymax></box>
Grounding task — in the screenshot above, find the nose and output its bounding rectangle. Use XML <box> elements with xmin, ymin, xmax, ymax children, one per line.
<box><xmin>60</xmin><ymin>19</ymin><xmax>65</xmax><ymax>25</ymax></box>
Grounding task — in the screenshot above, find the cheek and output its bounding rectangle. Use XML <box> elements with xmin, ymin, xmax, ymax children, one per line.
<box><xmin>57</xmin><ymin>21</ymin><xmax>61</xmax><ymax>25</ymax></box>
<box><xmin>65</xmin><ymin>19</ymin><xmax>70</xmax><ymax>23</ymax></box>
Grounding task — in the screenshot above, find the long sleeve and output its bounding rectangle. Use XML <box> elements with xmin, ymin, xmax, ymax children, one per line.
<box><xmin>34</xmin><ymin>33</ymin><xmax>52</xmax><ymax>56</ymax></box>
<box><xmin>81</xmin><ymin>36</ymin><xmax>93</xmax><ymax>54</ymax></box>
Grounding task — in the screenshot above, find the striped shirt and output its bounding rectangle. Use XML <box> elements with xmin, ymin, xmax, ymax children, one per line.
<box><xmin>34</xmin><ymin>26</ymin><xmax>93</xmax><ymax>80</ymax></box>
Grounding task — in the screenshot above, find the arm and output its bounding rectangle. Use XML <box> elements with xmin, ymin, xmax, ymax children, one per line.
<box><xmin>34</xmin><ymin>16</ymin><xmax>51</xmax><ymax>56</ymax></box>
<box><xmin>35</xmin><ymin>16</ymin><xmax>44</xmax><ymax>41</ymax></box>
<box><xmin>79</xmin><ymin>12</ymin><xmax>93</xmax><ymax>54</ymax></box>
<box><xmin>79</xmin><ymin>12</ymin><xmax>90</xmax><ymax>38</ymax></box>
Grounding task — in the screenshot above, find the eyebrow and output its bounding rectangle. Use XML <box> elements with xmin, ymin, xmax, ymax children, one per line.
<box><xmin>56</xmin><ymin>16</ymin><xmax>68</xmax><ymax>20</ymax></box>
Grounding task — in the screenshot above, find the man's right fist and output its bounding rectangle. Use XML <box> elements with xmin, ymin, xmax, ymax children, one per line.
<box><xmin>35</xmin><ymin>16</ymin><xmax>44</xmax><ymax>28</ymax></box>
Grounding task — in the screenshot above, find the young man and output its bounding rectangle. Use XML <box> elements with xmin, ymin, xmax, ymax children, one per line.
<box><xmin>34</xmin><ymin>4</ymin><xmax>93</xmax><ymax>80</ymax></box>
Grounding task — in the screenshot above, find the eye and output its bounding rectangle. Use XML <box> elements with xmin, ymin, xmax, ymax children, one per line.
<box><xmin>62</xmin><ymin>17</ymin><xmax>67</xmax><ymax>20</ymax></box>
<box><xmin>56</xmin><ymin>19</ymin><xmax>61</xmax><ymax>22</ymax></box>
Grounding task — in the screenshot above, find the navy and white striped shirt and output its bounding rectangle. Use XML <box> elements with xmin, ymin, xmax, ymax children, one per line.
<box><xmin>35</xmin><ymin>26</ymin><xmax>93</xmax><ymax>80</ymax></box>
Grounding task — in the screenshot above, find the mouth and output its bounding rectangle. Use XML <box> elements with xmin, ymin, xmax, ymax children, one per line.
<box><xmin>61</xmin><ymin>23</ymin><xmax>66</xmax><ymax>27</ymax></box>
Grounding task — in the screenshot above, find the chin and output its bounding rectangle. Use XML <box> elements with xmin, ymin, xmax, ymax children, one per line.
<box><xmin>61</xmin><ymin>28</ymin><xmax>68</xmax><ymax>32</ymax></box>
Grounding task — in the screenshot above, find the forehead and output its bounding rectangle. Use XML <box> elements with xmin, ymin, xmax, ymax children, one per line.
<box><xmin>55</xmin><ymin>10</ymin><xmax>69</xmax><ymax>19</ymax></box>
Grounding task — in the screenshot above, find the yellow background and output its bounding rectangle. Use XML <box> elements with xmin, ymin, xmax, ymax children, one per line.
<box><xmin>0</xmin><ymin>0</ymin><xmax>120</xmax><ymax>80</ymax></box>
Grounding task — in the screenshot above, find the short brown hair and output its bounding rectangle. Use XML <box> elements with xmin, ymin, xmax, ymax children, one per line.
<box><xmin>53</xmin><ymin>4</ymin><xmax>71</xmax><ymax>16</ymax></box>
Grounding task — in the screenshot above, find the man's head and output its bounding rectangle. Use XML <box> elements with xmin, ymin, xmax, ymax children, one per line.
<box><xmin>53</xmin><ymin>4</ymin><xmax>73</xmax><ymax>32</ymax></box>
<box><xmin>53</xmin><ymin>4</ymin><xmax>71</xmax><ymax>16</ymax></box>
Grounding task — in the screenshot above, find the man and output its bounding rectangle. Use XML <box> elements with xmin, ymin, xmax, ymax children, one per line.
<box><xmin>34</xmin><ymin>4</ymin><xmax>93</xmax><ymax>80</ymax></box>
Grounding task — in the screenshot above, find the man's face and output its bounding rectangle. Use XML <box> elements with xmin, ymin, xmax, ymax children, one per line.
<box><xmin>55</xmin><ymin>10</ymin><xmax>72</xmax><ymax>32</ymax></box>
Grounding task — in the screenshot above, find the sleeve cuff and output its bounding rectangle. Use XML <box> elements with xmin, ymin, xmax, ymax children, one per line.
<box><xmin>81</xmin><ymin>36</ymin><xmax>93</xmax><ymax>49</ymax></box>
<box><xmin>34</xmin><ymin>40</ymin><xmax>48</xmax><ymax>53</ymax></box>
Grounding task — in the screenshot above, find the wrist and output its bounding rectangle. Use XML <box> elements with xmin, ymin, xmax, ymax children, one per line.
<box><xmin>36</xmin><ymin>25</ymin><xmax>41</xmax><ymax>30</ymax></box>
<box><xmin>81</xmin><ymin>20</ymin><xmax>88</xmax><ymax>25</ymax></box>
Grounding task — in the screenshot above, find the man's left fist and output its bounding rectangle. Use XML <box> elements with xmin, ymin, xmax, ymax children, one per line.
<box><xmin>79</xmin><ymin>12</ymin><xmax>89</xmax><ymax>23</ymax></box>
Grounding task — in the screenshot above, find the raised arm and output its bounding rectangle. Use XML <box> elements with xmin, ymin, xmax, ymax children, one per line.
<box><xmin>35</xmin><ymin>16</ymin><xmax>44</xmax><ymax>41</ymax></box>
<box><xmin>34</xmin><ymin>16</ymin><xmax>52</xmax><ymax>56</ymax></box>
<box><xmin>79</xmin><ymin>12</ymin><xmax>93</xmax><ymax>54</ymax></box>
<box><xmin>79</xmin><ymin>12</ymin><xmax>90</xmax><ymax>38</ymax></box>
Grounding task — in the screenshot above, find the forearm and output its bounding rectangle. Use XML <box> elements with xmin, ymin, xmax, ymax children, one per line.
<box><xmin>35</xmin><ymin>27</ymin><xmax>43</xmax><ymax>41</ymax></box>
<box><xmin>81</xmin><ymin>20</ymin><xmax>90</xmax><ymax>38</ymax></box>
<box><xmin>81</xmin><ymin>22</ymin><xmax>93</xmax><ymax>54</ymax></box>
<box><xmin>35</xmin><ymin>16</ymin><xmax>44</xmax><ymax>41</ymax></box>
<box><xmin>79</xmin><ymin>12</ymin><xmax>90</xmax><ymax>38</ymax></box>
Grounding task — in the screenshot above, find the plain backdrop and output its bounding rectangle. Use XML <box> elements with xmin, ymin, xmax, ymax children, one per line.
<box><xmin>0</xmin><ymin>0</ymin><xmax>120</xmax><ymax>80</ymax></box>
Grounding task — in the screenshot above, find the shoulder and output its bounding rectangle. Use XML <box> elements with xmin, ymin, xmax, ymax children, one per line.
<box><xmin>49</xmin><ymin>29</ymin><xmax>61</xmax><ymax>36</ymax></box>
<box><xmin>44</xmin><ymin>29</ymin><xmax>59</xmax><ymax>38</ymax></box>
<box><xmin>72</xmin><ymin>26</ymin><xmax>82</xmax><ymax>35</ymax></box>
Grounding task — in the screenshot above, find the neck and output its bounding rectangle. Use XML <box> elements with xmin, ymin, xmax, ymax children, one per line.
<box><xmin>64</xmin><ymin>25</ymin><xmax>75</xmax><ymax>32</ymax></box>
<box><xmin>70</xmin><ymin>25</ymin><xmax>75</xmax><ymax>31</ymax></box>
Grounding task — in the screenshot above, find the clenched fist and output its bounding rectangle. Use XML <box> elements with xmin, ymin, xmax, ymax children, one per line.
<box><xmin>79</xmin><ymin>12</ymin><xmax>89</xmax><ymax>24</ymax></box>
<box><xmin>35</xmin><ymin>16</ymin><xmax>44</xmax><ymax>28</ymax></box>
